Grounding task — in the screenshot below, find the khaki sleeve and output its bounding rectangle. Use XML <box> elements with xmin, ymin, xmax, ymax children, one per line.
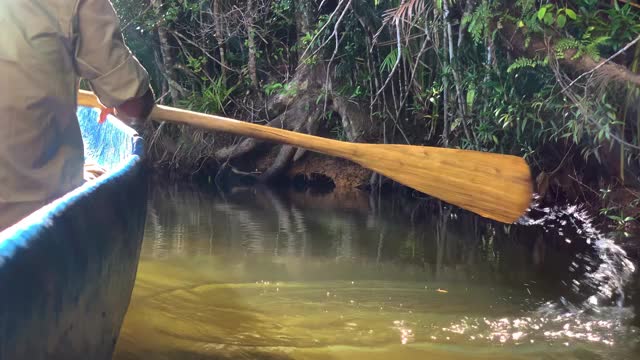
<box><xmin>74</xmin><ymin>0</ymin><xmax>150</xmax><ymax>108</ymax></box>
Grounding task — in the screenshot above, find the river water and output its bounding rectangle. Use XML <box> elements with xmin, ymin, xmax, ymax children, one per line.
<box><xmin>113</xmin><ymin>183</ymin><xmax>640</xmax><ymax>360</ymax></box>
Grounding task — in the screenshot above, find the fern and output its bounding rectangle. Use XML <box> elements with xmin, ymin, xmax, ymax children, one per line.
<box><xmin>462</xmin><ymin>1</ymin><xmax>495</xmax><ymax>45</ymax></box>
<box><xmin>515</xmin><ymin>0</ymin><xmax>536</xmax><ymax>13</ymax></box>
<box><xmin>555</xmin><ymin>35</ymin><xmax>610</xmax><ymax>61</ymax></box>
<box><xmin>555</xmin><ymin>38</ymin><xmax>581</xmax><ymax>59</ymax></box>
<box><xmin>584</xmin><ymin>36</ymin><xmax>610</xmax><ymax>62</ymax></box>
<box><xmin>507</xmin><ymin>56</ymin><xmax>548</xmax><ymax>73</ymax></box>
<box><xmin>380</xmin><ymin>48</ymin><xmax>398</xmax><ymax>73</ymax></box>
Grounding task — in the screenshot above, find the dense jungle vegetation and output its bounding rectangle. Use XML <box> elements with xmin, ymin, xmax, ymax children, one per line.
<box><xmin>111</xmin><ymin>0</ymin><xmax>640</xmax><ymax>228</ymax></box>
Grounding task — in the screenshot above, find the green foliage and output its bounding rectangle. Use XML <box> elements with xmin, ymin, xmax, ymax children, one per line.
<box><xmin>186</xmin><ymin>56</ymin><xmax>207</xmax><ymax>75</ymax></box>
<box><xmin>535</xmin><ymin>4</ymin><xmax>578</xmax><ymax>28</ymax></box>
<box><xmin>263</xmin><ymin>81</ymin><xmax>298</xmax><ymax>97</ymax></box>
<box><xmin>507</xmin><ymin>56</ymin><xmax>548</xmax><ymax>73</ymax></box>
<box><xmin>281</xmin><ymin>83</ymin><xmax>299</xmax><ymax>97</ymax></box>
<box><xmin>555</xmin><ymin>37</ymin><xmax>582</xmax><ymax>58</ymax></box>
<box><xmin>600</xmin><ymin>1</ymin><xmax>640</xmax><ymax>47</ymax></box>
<box><xmin>572</xmin><ymin>0</ymin><xmax>640</xmax><ymax>52</ymax></box>
<box><xmin>380</xmin><ymin>48</ymin><xmax>399</xmax><ymax>73</ymax></box>
<box><xmin>599</xmin><ymin>187</ymin><xmax>640</xmax><ymax>235</ymax></box>
<box><xmin>180</xmin><ymin>78</ymin><xmax>235</xmax><ymax>114</ymax></box>
<box><xmin>466</xmin><ymin>85</ymin><xmax>476</xmax><ymax>109</ymax></box>
<box><xmin>110</xmin><ymin>0</ymin><xmax>640</xmax><ymax>199</ymax></box>
<box><xmin>555</xmin><ymin>30</ymin><xmax>610</xmax><ymax>61</ymax></box>
<box><xmin>264</xmin><ymin>82</ymin><xmax>284</xmax><ymax>96</ymax></box>
<box><xmin>462</xmin><ymin>0</ymin><xmax>496</xmax><ymax>45</ymax></box>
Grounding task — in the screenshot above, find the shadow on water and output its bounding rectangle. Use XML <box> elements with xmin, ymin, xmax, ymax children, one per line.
<box><xmin>113</xmin><ymin>182</ymin><xmax>640</xmax><ymax>360</ymax></box>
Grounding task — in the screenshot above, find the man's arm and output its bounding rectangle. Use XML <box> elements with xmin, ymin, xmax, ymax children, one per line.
<box><xmin>74</xmin><ymin>0</ymin><xmax>155</xmax><ymax>122</ymax></box>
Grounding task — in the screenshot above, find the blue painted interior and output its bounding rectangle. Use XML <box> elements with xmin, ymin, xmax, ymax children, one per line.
<box><xmin>0</xmin><ymin>107</ymin><xmax>148</xmax><ymax>359</ymax></box>
<box><xmin>76</xmin><ymin>107</ymin><xmax>144</xmax><ymax>171</ymax></box>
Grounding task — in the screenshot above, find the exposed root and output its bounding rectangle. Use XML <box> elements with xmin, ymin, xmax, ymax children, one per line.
<box><xmin>260</xmin><ymin>145</ymin><xmax>297</xmax><ymax>182</ymax></box>
<box><xmin>213</xmin><ymin>63</ymin><xmax>372</xmax><ymax>182</ymax></box>
<box><xmin>332</xmin><ymin>96</ymin><xmax>370</xmax><ymax>141</ymax></box>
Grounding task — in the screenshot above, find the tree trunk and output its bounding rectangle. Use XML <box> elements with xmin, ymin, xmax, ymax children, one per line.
<box><xmin>212</xmin><ymin>0</ymin><xmax>373</xmax><ymax>182</ymax></box>
<box><xmin>157</xmin><ymin>27</ymin><xmax>183</xmax><ymax>104</ymax></box>
<box><xmin>442</xmin><ymin>0</ymin><xmax>473</xmax><ymax>143</ymax></box>
<box><xmin>153</xmin><ymin>46</ymin><xmax>169</xmax><ymax>104</ymax></box>
<box><xmin>152</xmin><ymin>0</ymin><xmax>183</xmax><ymax>105</ymax></box>
<box><xmin>212</xmin><ymin>0</ymin><xmax>227</xmax><ymax>82</ymax></box>
<box><xmin>295</xmin><ymin>0</ymin><xmax>314</xmax><ymax>36</ymax></box>
<box><xmin>247</xmin><ymin>0</ymin><xmax>260</xmax><ymax>89</ymax></box>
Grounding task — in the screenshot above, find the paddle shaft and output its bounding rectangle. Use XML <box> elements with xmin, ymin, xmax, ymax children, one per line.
<box><xmin>78</xmin><ymin>90</ymin><xmax>355</xmax><ymax>159</ymax></box>
<box><xmin>156</xmin><ymin>106</ymin><xmax>356</xmax><ymax>158</ymax></box>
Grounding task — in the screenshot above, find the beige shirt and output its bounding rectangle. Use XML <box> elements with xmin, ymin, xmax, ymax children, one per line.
<box><xmin>0</xmin><ymin>0</ymin><xmax>149</xmax><ymax>224</ymax></box>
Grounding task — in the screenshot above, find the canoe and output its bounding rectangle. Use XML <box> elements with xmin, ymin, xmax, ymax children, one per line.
<box><xmin>0</xmin><ymin>107</ymin><xmax>148</xmax><ymax>359</ymax></box>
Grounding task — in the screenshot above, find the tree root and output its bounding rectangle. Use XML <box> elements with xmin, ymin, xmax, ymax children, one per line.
<box><xmin>213</xmin><ymin>63</ymin><xmax>372</xmax><ymax>183</ymax></box>
<box><xmin>259</xmin><ymin>145</ymin><xmax>297</xmax><ymax>182</ymax></box>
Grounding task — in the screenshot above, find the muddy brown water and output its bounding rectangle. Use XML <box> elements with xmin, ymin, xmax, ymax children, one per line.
<box><xmin>112</xmin><ymin>183</ymin><xmax>640</xmax><ymax>360</ymax></box>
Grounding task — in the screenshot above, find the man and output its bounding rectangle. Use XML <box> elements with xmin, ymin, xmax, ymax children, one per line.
<box><xmin>0</xmin><ymin>0</ymin><xmax>155</xmax><ymax>230</ymax></box>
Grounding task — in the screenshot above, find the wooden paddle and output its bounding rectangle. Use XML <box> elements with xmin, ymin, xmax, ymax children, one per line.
<box><xmin>78</xmin><ymin>90</ymin><xmax>533</xmax><ymax>223</ymax></box>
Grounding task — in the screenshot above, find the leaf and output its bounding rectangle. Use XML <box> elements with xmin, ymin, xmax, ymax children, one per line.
<box><xmin>565</xmin><ymin>8</ymin><xmax>577</xmax><ymax>20</ymax></box>
<box><xmin>380</xmin><ymin>48</ymin><xmax>399</xmax><ymax>73</ymax></box>
<box><xmin>544</xmin><ymin>12</ymin><xmax>554</xmax><ymax>25</ymax></box>
<box><xmin>466</xmin><ymin>88</ymin><xmax>476</xmax><ymax>109</ymax></box>
<box><xmin>556</xmin><ymin>14</ymin><xmax>567</xmax><ymax>28</ymax></box>
<box><xmin>517</xmin><ymin>20</ymin><xmax>525</xmax><ymax>28</ymax></box>
<box><xmin>537</xmin><ymin>7</ymin><xmax>547</xmax><ymax>21</ymax></box>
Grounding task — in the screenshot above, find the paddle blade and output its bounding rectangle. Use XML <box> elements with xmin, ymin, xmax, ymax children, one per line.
<box><xmin>353</xmin><ymin>144</ymin><xmax>533</xmax><ymax>223</ymax></box>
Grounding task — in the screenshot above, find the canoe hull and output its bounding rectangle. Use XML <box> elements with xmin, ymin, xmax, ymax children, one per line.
<box><xmin>0</xmin><ymin>107</ymin><xmax>147</xmax><ymax>360</ymax></box>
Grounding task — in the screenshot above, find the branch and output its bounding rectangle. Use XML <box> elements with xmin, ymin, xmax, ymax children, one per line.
<box><xmin>567</xmin><ymin>35</ymin><xmax>640</xmax><ymax>88</ymax></box>
<box><xmin>550</xmin><ymin>53</ymin><xmax>640</xmax><ymax>152</ymax></box>
<box><xmin>299</xmin><ymin>0</ymin><xmax>351</xmax><ymax>66</ymax></box>
<box><xmin>171</xmin><ymin>30</ymin><xmax>237</xmax><ymax>74</ymax></box>
<box><xmin>502</xmin><ymin>22</ymin><xmax>640</xmax><ymax>87</ymax></box>
<box><xmin>373</xmin><ymin>23</ymin><xmax>402</xmax><ymax>104</ymax></box>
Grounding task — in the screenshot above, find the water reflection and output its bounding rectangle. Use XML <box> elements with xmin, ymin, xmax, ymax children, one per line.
<box><xmin>113</xmin><ymin>183</ymin><xmax>640</xmax><ymax>360</ymax></box>
<box><xmin>141</xmin><ymin>184</ymin><xmax>578</xmax><ymax>287</ymax></box>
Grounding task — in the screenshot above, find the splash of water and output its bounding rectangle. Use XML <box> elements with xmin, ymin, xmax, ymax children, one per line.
<box><xmin>438</xmin><ymin>199</ymin><xmax>638</xmax><ymax>349</ymax></box>
<box><xmin>517</xmin><ymin>197</ymin><xmax>636</xmax><ymax>309</ymax></box>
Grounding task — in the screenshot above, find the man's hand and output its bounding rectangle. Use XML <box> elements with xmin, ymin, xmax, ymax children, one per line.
<box><xmin>114</xmin><ymin>88</ymin><xmax>155</xmax><ymax>126</ymax></box>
